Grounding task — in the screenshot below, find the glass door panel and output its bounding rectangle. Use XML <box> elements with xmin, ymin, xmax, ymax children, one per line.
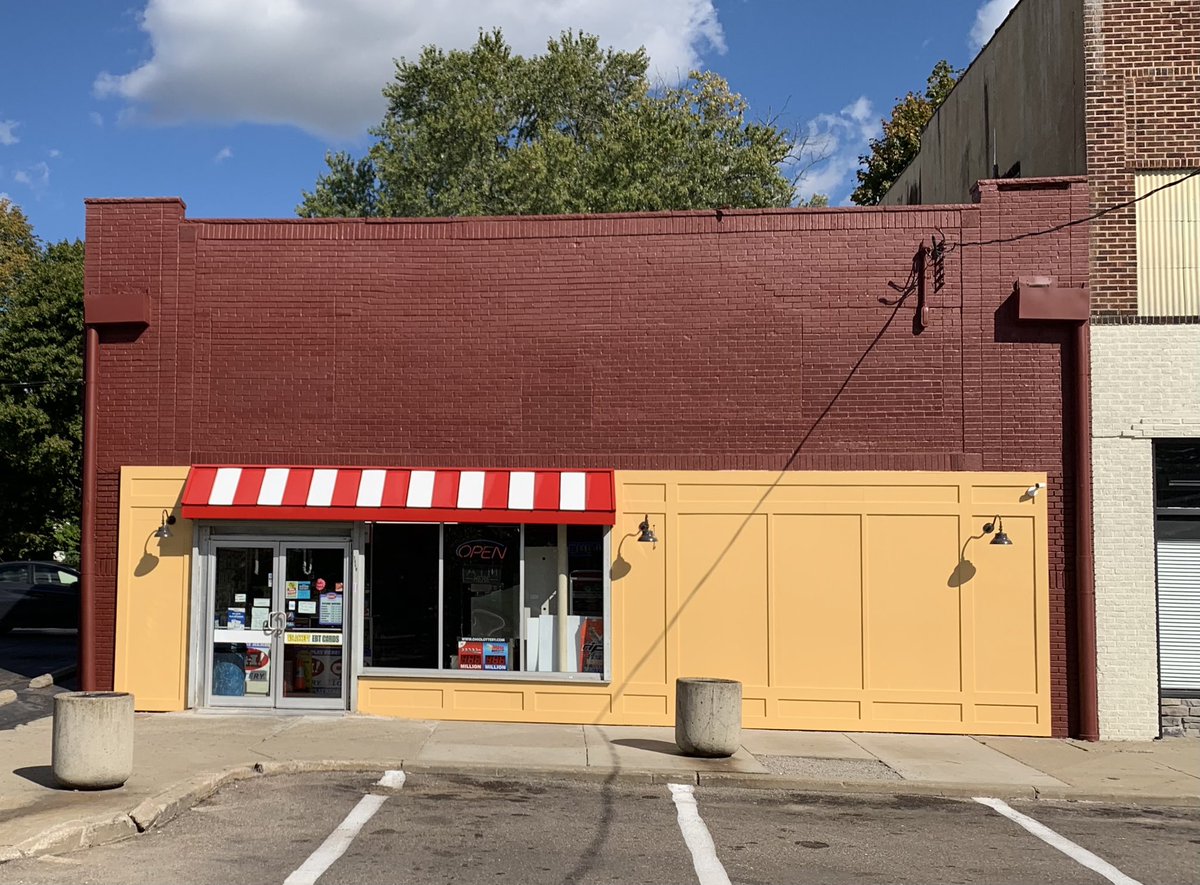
<box><xmin>279</xmin><ymin>545</ymin><xmax>348</xmax><ymax>708</ymax></box>
<box><xmin>209</xmin><ymin>545</ymin><xmax>277</xmax><ymax>706</ymax></box>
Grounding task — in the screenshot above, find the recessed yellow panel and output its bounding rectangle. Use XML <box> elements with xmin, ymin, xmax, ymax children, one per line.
<box><xmin>778</xmin><ymin>699</ymin><xmax>861</xmax><ymax>719</ymax></box>
<box><xmin>865</xmin><ymin>515</ymin><xmax>962</xmax><ymax>692</ymax></box>
<box><xmin>364</xmin><ymin>686</ymin><xmax>445</xmax><ymax>711</ymax></box>
<box><xmin>677</xmin><ymin>513</ymin><xmax>769</xmax><ymax>685</ymax></box>
<box><xmin>971</xmin><ymin>516</ymin><xmax>1039</xmax><ymax>694</ymax></box>
<box><xmin>623</xmin><ymin>484</ymin><xmax>667</xmax><ymax>503</ymax></box>
<box><xmin>534</xmin><ymin>692</ymin><xmax>611</xmax><ymax>715</ymax></box>
<box><xmin>771</xmin><ymin>514</ymin><xmax>862</xmax><ymax>690</ymax></box>
<box><xmin>873</xmin><ymin>702</ymin><xmax>963</xmax><ymax>722</ymax></box>
<box><xmin>743</xmin><ymin>698</ymin><xmax>768</xmax><ymax>718</ymax></box>
<box><xmin>454</xmin><ymin>690</ymin><xmax>525</xmax><ymax>711</ymax></box>
<box><xmin>975</xmin><ymin>704</ymin><xmax>1039</xmax><ymax>725</ymax></box>
<box><xmin>676</xmin><ymin>485</ymin><xmax>773</xmax><ymax>503</ymax></box>
<box><xmin>622</xmin><ymin>694</ymin><xmax>668</xmax><ymax>715</ymax></box>
<box><xmin>862</xmin><ymin>485</ymin><xmax>960</xmax><ymax>504</ymax></box>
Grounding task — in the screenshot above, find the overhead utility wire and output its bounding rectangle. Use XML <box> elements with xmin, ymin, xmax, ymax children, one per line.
<box><xmin>939</xmin><ymin>167</ymin><xmax>1200</xmax><ymax>253</ymax></box>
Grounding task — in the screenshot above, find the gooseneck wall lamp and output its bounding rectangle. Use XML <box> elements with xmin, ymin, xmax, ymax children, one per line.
<box><xmin>637</xmin><ymin>515</ymin><xmax>658</xmax><ymax>544</ymax></box>
<box><xmin>154</xmin><ymin>510</ymin><xmax>177</xmax><ymax>540</ymax></box>
<box><xmin>983</xmin><ymin>515</ymin><xmax>1013</xmax><ymax>546</ymax></box>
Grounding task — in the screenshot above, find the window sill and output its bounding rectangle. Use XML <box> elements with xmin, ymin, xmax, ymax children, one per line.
<box><xmin>359</xmin><ymin>667</ymin><xmax>609</xmax><ymax>685</ymax></box>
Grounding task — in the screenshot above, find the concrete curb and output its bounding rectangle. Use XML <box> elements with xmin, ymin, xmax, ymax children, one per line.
<box><xmin>3</xmin><ymin>759</ymin><xmax>1197</xmax><ymax>864</ymax></box>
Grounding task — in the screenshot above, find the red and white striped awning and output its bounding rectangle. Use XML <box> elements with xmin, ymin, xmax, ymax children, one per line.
<box><xmin>180</xmin><ymin>466</ymin><xmax>615</xmax><ymax>525</ymax></box>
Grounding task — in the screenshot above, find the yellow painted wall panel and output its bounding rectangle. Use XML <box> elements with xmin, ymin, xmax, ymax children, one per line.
<box><xmin>975</xmin><ymin>704</ymin><xmax>1039</xmax><ymax>725</ymax></box>
<box><xmin>114</xmin><ymin>467</ymin><xmax>191</xmax><ymax>712</ymax></box>
<box><xmin>770</xmin><ymin>514</ymin><xmax>862</xmax><ymax>690</ymax></box>
<box><xmin>676</xmin><ymin>513</ymin><xmax>769</xmax><ymax>685</ymax></box>
<box><xmin>621</xmin><ymin>694</ymin><xmax>668</xmax><ymax>716</ymax></box>
<box><xmin>534</xmin><ymin>692</ymin><xmax>611</xmax><ymax>715</ymax></box>
<box><xmin>865</xmin><ymin>515</ymin><xmax>962</xmax><ymax>693</ymax></box>
<box><xmin>454</xmin><ymin>690</ymin><xmax>525</xmax><ymax>712</ymax></box>
<box><xmin>623</xmin><ymin>484</ymin><xmax>667</xmax><ymax>504</ymax></box>
<box><xmin>778</xmin><ymin>699</ymin><xmax>861</xmax><ymax>720</ymax></box>
<box><xmin>614</xmin><ymin>511</ymin><xmax>668</xmax><ymax>686</ymax></box>
<box><xmin>742</xmin><ymin>698</ymin><xmax>768</xmax><ymax>718</ymax></box>
<box><xmin>971</xmin><ymin>516</ymin><xmax>1039</xmax><ymax>694</ymax></box>
<box><xmin>367</xmin><ymin>687</ymin><xmax>445</xmax><ymax>710</ymax></box>
<box><xmin>872</xmin><ymin>702</ymin><xmax>963</xmax><ymax>722</ymax></box>
<box><xmin>676</xmin><ymin>484</ymin><xmax>775</xmax><ymax>503</ymax></box>
<box><xmin>861</xmin><ymin>485</ymin><xmax>960</xmax><ymax>504</ymax></box>
<box><xmin>117</xmin><ymin>467</ymin><xmax>1051</xmax><ymax>736</ymax></box>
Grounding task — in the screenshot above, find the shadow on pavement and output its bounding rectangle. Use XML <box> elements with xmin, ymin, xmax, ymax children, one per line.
<box><xmin>12</xmin><ymin>765</ymin><xmax>57</xmax><ymax>788</ymax></box>
<box><xmin>610</xmin><ymin>738</ymin><xmax>684</xmax><ymax>757</ymax></box>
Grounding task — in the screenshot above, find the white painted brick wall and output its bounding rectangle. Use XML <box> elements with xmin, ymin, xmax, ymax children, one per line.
<box><xmin>1092</xmin><ymin>324</ymin><xmax>1200</xmax><ymax>740</ymax></box>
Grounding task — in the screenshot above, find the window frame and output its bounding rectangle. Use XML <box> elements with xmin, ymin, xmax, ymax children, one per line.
<box><xmin>359</xmin><ymin>521</ymin><xmax>611</xmax><ymax>684</ymax></box>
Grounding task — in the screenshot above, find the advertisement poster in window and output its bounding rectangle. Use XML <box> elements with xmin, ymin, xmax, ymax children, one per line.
<box><xmin>579</xmin><ymin>617</ymin><xmax>604</xmax><ymax>674</ymax></box>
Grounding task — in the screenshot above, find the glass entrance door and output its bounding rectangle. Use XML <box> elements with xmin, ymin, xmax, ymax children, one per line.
<box><xmin>277</xmin><ymin>544</ymin><xmax>348</xmax><ymax>709</ymax></box>
<box><xmin>206</xmin><ymin>540</ymin><xmax>349</xmax><ymax>710</ymax></box>
<box><xmin>208</xmin><ymin>544</ymin><xmax>277</xmax><ymax>708</ymax></box>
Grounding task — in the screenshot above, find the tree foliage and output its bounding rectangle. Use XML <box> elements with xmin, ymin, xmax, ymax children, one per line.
<box><xmin>300</xmin><ymin>30</ymin><xmax>801</xmax><ymax>218</ymax></box>
<box><xmin>851</xmin><ymin>60</ymin><xmax>959</xmax><ymax>206</ymax></box>
<box><xmin>0</xmin><ymin>199</ymin><xmax>83</xmax><ymax>563</ymax></box>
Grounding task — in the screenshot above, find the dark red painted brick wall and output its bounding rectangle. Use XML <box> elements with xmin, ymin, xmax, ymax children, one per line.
<box><xmin>84</xmin><ymin>179</ymin><xmax>1088</xmax><ymax>735</ymax></box>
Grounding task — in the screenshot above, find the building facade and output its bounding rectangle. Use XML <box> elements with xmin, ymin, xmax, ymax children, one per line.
<box><xmin>881</xmin><ymin>0</ymin><xmax>1200</xmax><ymax>738</ymax></box>
<box><xmin>83</xmin><ymin>180</ymin><xmax>1090</xmax><ymax>736</ymax></box>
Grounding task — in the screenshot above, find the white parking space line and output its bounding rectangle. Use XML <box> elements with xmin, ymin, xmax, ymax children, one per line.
<box><xmin>283</xmin><ymin>770</ymin><xmax>405</xmax><ymax>885</ymax></box>
<box><xmin>974</xmin><ymin>797</ymin><xmax>1144</xmax><ymax>885</ymax></box>
<box><xmin>668</xmin><ymin>783</ymin><xmax>732</xmax><ymax>885</ymax></box>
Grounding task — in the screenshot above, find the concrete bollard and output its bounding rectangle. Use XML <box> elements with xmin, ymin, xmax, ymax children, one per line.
<box><xmin>52</xmin><ymin>692</ymin><xmax>134</xmax><ymax>790</ymax></box>
<box><xmin>675</xmin><ymin>677</ymin><xmax>742</xmax><ymax>758</ymax></box>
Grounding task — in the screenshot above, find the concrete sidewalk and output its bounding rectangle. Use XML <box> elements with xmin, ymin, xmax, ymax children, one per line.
<box><xmin>1</xmin><ymin>712</ymin><xmax>1196</xmax><ymax>863</ymax></box>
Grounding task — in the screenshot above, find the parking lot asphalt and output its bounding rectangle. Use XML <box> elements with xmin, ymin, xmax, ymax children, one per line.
<box><xmin>0</xmin><ymin>630</ymin><xmax>76</xmax><ymax>732</ymax></box>
<box><xmin>0</xmin><ymin>770</ymin><xmax>1195</xmax><ymax>885</ymax></box>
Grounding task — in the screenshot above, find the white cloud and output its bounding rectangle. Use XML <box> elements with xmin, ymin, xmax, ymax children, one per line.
<box><xmin>790</xmin><ymin>96</ymin><xmax>877</xmax><ymax>204</ymax></box>
<box><xmin>48</xmin><ymin>148</ymin><xmax>62</xmax><ymax>158</ymax></box>
<box><xmin>213</xmin><ymin>145</ymin><xmax>233</xmax><ymax>163</ymax></box>
<box><xmin>969</xmin><ymin>0</ymin><xmax>1020</xmax><ymax>51</ymax></box>
<box><xmin>94</xmin><ymin>0</ymin><xmax>726</xmax><ymax>139</ymax></box>
<box><xmin>0</xmin><ymin>119</ymin><xmax>19</xmax><ymax>146</ymax></box>
<box><xmin>13</xmin><ymin>162</ymin><xmax>50</xmax><ymax>189</ymax></box>
<box><xmin>89</xmin><ymin>111</ymin><xmax>104</xmax><ymax>127</ymax></box>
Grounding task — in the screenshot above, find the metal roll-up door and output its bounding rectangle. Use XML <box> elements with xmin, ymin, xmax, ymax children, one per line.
<box><xmin>1157</xmin><ymin>539</ymin><xmax>1200</xmax><ymax>693</ymax></box>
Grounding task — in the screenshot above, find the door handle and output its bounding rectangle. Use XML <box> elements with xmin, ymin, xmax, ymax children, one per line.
<box><xmin>267</xmin><ymin>610</ymin><xmax>286</xmax><ymax>636</ymax></box>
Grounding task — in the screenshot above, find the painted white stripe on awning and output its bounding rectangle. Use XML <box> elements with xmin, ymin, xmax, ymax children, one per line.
<box><xmin>258</xmin><ymin>468</ymin><xmax>289</xmax><ymax>505</ymax></box>
<box><xmin>407</xmin><ymin>470</ymin><xmax>436</xmax><ymax>508</ymax></box>
<box><xmin>209</xmin><ymin>467</ymin><xmax>242</xmax><ymax>506</ymax></box>
<box><xmin>356</xmin><ymin>470</ymin><xmax>386</xmax><ymax>508</ymax></box>
<box><xmin>560</xmin><ymin>472</ymin><xmax>586</xmax><ymax>510</ymax></box>
<box><xmin>509</xmin><ymin>472</ymin><xmax>535</xmax><ymax>510</ymax></box>
<box><xmin>457</xmin><ymin>471</ymin><xmax>485</xmax><ymax>509</ymax></box>
<box><xmin>307</xmin><ymin>469</ymin><xmax>338</xmax><ymax>507</ymax></box>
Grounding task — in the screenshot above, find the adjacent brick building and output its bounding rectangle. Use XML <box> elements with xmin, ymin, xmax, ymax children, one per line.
<box><xmin>882</xmin><ymin>0</ymin><xmax>1200</xmax><ymax>738</ymax></box>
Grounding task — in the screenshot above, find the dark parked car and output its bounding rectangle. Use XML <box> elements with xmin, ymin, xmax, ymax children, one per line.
<box><xmin>0</xmin><ymin>561</ymin><xmax>80</xmax><ymax>632</ymax></box>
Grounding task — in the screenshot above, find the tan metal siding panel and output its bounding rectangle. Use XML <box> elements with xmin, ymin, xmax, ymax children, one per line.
<box><xmin>1136</xmin><ymin>171</ymin><xmax>1200</xmax><ymax>317</ymax></box>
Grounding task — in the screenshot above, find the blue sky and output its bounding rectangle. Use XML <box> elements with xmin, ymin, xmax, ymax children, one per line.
<box><xmin>1</xmin><ymin>0</ymin><xmax>1019</xmax><ymax>244</ymax></box>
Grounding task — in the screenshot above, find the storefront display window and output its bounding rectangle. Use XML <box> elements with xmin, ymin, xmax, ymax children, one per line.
<box><xmin>364</xmin><ymin>522</ymin><xmax>608</xmax><ymax>679</ymax></box>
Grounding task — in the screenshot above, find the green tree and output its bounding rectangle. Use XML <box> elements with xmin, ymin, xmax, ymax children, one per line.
<box><xmin>0</xmin><ymin>200</ymin><xmax>83</xmax><ymax>563</ymax></box>
<box><xmin>300</xmin><ymin>30</ymin><xmax>799</xmax><ymax>217</ymax></box>
<box><xmin>851</xmin><ymin>60</ymin><xmax>959</xmax><ymax>206</ymax></box>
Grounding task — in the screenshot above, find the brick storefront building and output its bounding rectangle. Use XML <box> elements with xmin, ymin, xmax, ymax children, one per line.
<box><xmin>83</xmin><ymin>179</ymin><xmax>1090</xmax><ymax>736</ymax></box>
<box><xmin>883</xmin><ymin>0</ymin><xmax>1200</xmax><ymax>737</ymax></box>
